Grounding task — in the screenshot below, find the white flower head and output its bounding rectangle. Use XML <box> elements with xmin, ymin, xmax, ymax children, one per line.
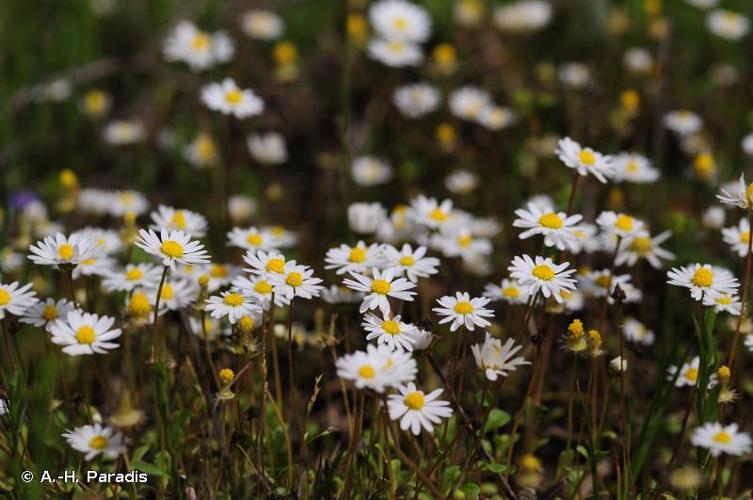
<box><xmin>691</xmin><ymin>422</ymin><xmax>752</xmax><ymax>457</ymax></box>
<box><xmin>20</xmin><ymin>298</ymin><xmax>74</xmax><ymax>331</ymax></box>
<box><xmin>50</xmin><ymin>309</ymin><xmax>122</xmax><ymax>356</ymax></box>
<box><xmin>163</xmin><ymin>20</ymin><xmax>234</xmax><ymax>71</ymax></box>
<box><xmin>0</xmin><ymin>282</ymin><xmax>38</xmax><ymax>319</ymax></box>
<box><xmin>611</xmin><ymin>153</ymin><xmax>660</xmax><ymax>183</ymax></box>
<box><xmin>201</xmin><ymin>79</ymin><xmax>264</xmax><ymax>118</ymax></box>
<box><xmin>135</xmin><ymin>228</ymin><xmax>210</xmax><ymax>270</ymax></box>
<box><xmin>362</xmin><ymin>313</ymin><xmax>420</xmax><ymax>351</ymax></box>
<box><xmin>336</xmin><ymin>344</ymin><xmax>417</xmax><ymax>392</ymax></box>
<box><xmin>205</xmin><ymin>290</ymin><xmax>263</xmax><ymax>324</ymax></box>
<box><xmin>483</xmin><ymin>278</ymin><xmax>529</xmax><ymax>305</ymax></box>
<box><xmin>28</xmin><ymin>232</ymin><xmax>103</xmax><ymax>269</ymax></box>
<box><xmin>718</xmin><ymin>174</ymin><xmax>753</xmax><ymax>210</ymax></box>
<box><xmin>666</xmin><ymin>263</ymin><xmax>739</xmax><ymax>301</ymax></box>
<box><xmin>380</xmin><ymin>243</ymin><xmax>439</xmax><ymax>282</ymax></box>
<box><xmin>622</xmin><ymin>317</ymin><xmax>655</xmax><ymax>346</ymax></box>
<box><xmin>387</xmin><ymin>383</ymin><xmax>452</xmax><ymax>435</ymax></box>
<box><xmin>241</xmin><ymin>10</ymin><xmax>284</xmax><ymax>40</ymax></box>
<box><xmin>369</xmin><ymin>0</ymin><xmax>431</xmax><ymax>42</ymax></box>
<box><xmin>150</xmin><ymin>205</ymin><xmax>208</xmax><ymax>238</ymax></box>
<box><xmin>707</xmin><ymin>10</ymin><xmax>750</xmax><ymax>41</ymax></box>
<box><xmin>343</xmin><ymin>268</ymin><xmax>416</xmax><ymax>315</ymax></box>
<box><xmin>63</xmin><ymin>424</ymin><xmax>126</xmax><ymax>461</ymax></box>
<box><xmin>393</xmin><ymin>83</ymin><xmax>440</xmax><ymax>118</ymax></box>
<box><xmin>269</xmin><ymin>262</ymin><xmax>323</xmax><ymax>301</ymax></box>
<box><xmin>508</xmin><ymin>255</ymin><xmax>577</xmax><ymax>303</ymax></box>
<box><xmin>513</xmin><ymin>202</ymin><xmax>583</xmax><ymax>251</ymax></box>
<box><xmin>348</xmin><ymin>202</ymin><xmax>387</xmax><ymax>235</ymax></box>
<box><xmin>555</xmin><ymin>137</ymin><xmax>613</xmax><ymax>183</ymax></box>
<box><xmin>493</xmin><ymin>0</ymin><xmax>552</xmax><ymax>33</ymax></box>
<box><xmin>663</xmin><ymin>110</ymin><xmax>703</xmax><ymax>136</ymax></box>
<box><xmin>325</xmin><ymin>241</ymin><xmax>382</xmax><ymax>276</ymax></box>
<box><xmin>433</xmin><ymin>292</ymin><xmax>494</xmax><ymax>332</ymax></box>
<box><xmin>368</xmin><ymin>38</ymin><xmax>424</xmax><ymax>67</ymax></box>
<box><xmin>471</xmin><ymin>332</ymin><xmax>530</xmax><ymax>381</ymax></box>
<box><xmin>616</xmin><ymin>230</ymin><xmax>675</xmax><ymax>269</ymax></box>
<box><xmin>247</xmin><ymin>132</ymin><xmax>288</xmax><ymax>165</ymax></box>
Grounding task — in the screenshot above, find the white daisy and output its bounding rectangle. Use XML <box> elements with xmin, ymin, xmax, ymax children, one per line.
<box><xmin>667</xmin><ymin>356</ymin><xmax>717</xmax><ymax>388</ymax></box>
<box><xmin>380</xmin><ymin>244</ymin><xmax>439</xmax><ymax>282</ymax></box>
<box><xmin>247</xmin><ymin>132</ymin><xmax>288</xmax><ymax>166</ymax></box>
<box><xmin>368</xmin><ymin>38</ymin><xmax>424</xmax><ymax>67</ymax></box>
<box><xmin>243</xmin><ymin>250</ymin><xmax>287</xmax><ymax>278</ymax></box>
<box><xmin>149</xmin><ymin>205</ymin><xmax>208</xmax><ymax>238</ymax></box>
<box><xmin>448</xmin><ymin>86</ymin><xmax>492</xmax><ymax>122</ymax></box>
<box><xmin>135</xmin><ymin>228</ymin><xmax>210</xmax><ymax>270</ymax></box>
<box><xmin>232</xmin><ymin>274</ymin><xmax>288</xmax><ymax>309</ymax></box>
<box><xmin>703</xmin><ymin>291</ymin><xmax>742</xmax><ymax>316</ymax></box>
<box><xmin>201</xmin><ymin>79</ymin><xmax>264</xmax><ymax>119</ymax></box>
<box><xmin>493</xmin><ymin>0</ymin><xmax>552</xmax><ymax>34</ymax></box>
<box><xmin>596</xmin><ymin>211</ymin><xmax>645</xmax><ymax>239</ymax></box>
<box><xmin>20</xmin><ymin>298</ymin><xmax>74</xmax><ymax>332</ymax></box>
<box><xmin>616</xmin><ymin>230</ymin><xmax>675</xmax><ymax>268</ymax></box>
<box><xmin>205</xmin><ymin>290</ymin><xmax>263</xmax><ymax>324</ymax></box>
<box><xmin>662</xmin><ymin>110</ymin><xmax>703</xmax><ymax>136</ymax></box>
<box><xmin>241</xmin><ymin>10</ymin><xmax>284</xmax><ymax>40</ymax></box>
<box><xmin>325</xmin><ymin>241</ymin><xmax>381</xmax><ymax>275</ymax></box>
<box><xmin>28</xmin><ymin>232</ymin><xmax>102</xmax><ymax>269</ymax></box>
<box><xmin>336</xmin><ymin>344</ymin><xmax>417</xmax><ymax>392</ymax></box>
<box><xmin>445</xmin><ymin>170</ymin><xmax>478</xmax><ymax>195</ymax></box>
<box><xmin>103</xmin><ymin>120</ymin><xmax>145</xmax><ymax>146</ymax></box>
<box><xmin>62</xmin><ymin>424</ymin><xmax>126</xmax><ymax>461</ymax></box>
<box><xmin>49</xmin><ymin>309</ymin><xmax>121</xmax><ymax>356</ymax></box>
<box><xmin>611</xmin><ymin>153</ymin><xmax>660</xmax><ymax>183</ymax></box>
<box><xmin>163</xmin><ymin>20</ymin><xmax>234</xmax><ymax>71</ymax></box>
<box><xmin>471</xmin><ymin>332</ymin><xmax>530</xmax><ymax>381</ymax></box>
<box><xmin>268</xmin><ymin>262</ymin><xmax>323</xmax><ymax>301</ymax></box>
<box><xmin>508</xmin><ymin>255</ymin><xmax>577</xmax><ymax>303</ymax></box>
<box><xmin>433</xmin><ymin>292</ymin><xmax>494</xmax><ymax>332</ymax></box>
<box><xmin>348</xmin><ymin>202</ymin><xmax>388</xmax><ymax>235</ymax></box>
<box><xmin>387</xmin><ymin>383</ymin><xmax>452</xmax><ymax>435</ymax></box>
<box><xmin>722</xmin><ymin>218</ymin><xmax>752</xmax><ymax>257</ymax></box>
<box><xmin>0</xmin><ymin>282</ymin><xmax>38</xmax><ymax>319</ymax></box>
<box><xmin>102</xmin><ymin>263</ymin><xmax>163</xmax><ymax>293</ymax></box>
<box><xmin>483</xmin><ymin>278</ymin><xmax>529</xmax><ymax>305</ymax></box>
<box><xmin>622</xmin><ymin>317</ymin><xmax>655</xmax><ymax>346</ymax></box>
<box><xmin>362</xmin><ymin>312</ymin><xmax>420</xmax><ymax>351</ymax></box>
<box><xmin>321</xmin><ymin>285</ymin><xmax>365</xmax><ymax>305</ymax></box>
<box><xmin>351</xmin><ymin>156</ymin><xmax>394</xmax><ymax>186</ymax></box>
<box><xmin>432</xmin><ymin>229</ymin><xmax>493</xmax><ymax>262</ymax></box>
<box><xmin>343</xmin><ymin>268</ymin><xmax>416</xmax><ymax>315</ymax></box>
<box><xmin>555</xmin><ymin>137</ymin><xmax>613</xmax><ymax>183</ymax></box>
<box><xmin>477</xmin><ymin>105</ymin><xmax>516</xmax><ymax>131</ymax></box>
<box><xmin>393</xmin><ymin>83</ymin><xmax>440</xmax><ymax>118</ymax></box>
<box><xmin>148</xmin><ymin>278</ymin><xmax>199</xmax><ymax>312</ymax></box>
<box><xmin>108</xmin><ymin>190</ymin><xmax>149</xmax><ymax>217</ymax></box>
<box><xmin>707</xmin><ymin>10</ymin><xmax>750</xmax><ymax>41</ymax></box>
<box><xmin>623</xmin><ymin>47</ymin><xmax>653</xmax><ymax>74</ymax></box>
<box><xmin>76</xmin><ymin>227</ymin><xmax>124</xmax><ymax>255</ymax></box>
<box><xmin>513</xmin><ymin>202</ymin><xmax>583</xmax><ymax>251</ymax></box>
<box><xmin>369</xmin><ymin>0</ymin><xmax>431</xmax><ymax>42</ymax></box>
<box><xmin>691</xmin><ymin>422</ymin><xmax>751</xmax><ymax>457</ymax></box>
<box><xmin>666</xmin><ymin>263</ymin><xmax>739</xmax><ymax>301</ymax></box>
<box><xmin>184</xmin><ymin>132</ymin><xmax>218</xmax><ymax>168</ymax></box>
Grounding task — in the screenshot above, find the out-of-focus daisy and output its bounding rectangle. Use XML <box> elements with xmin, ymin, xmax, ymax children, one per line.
<box><xmin>62</xmin><ymin>424</ymin><xmax>126</xmax><ymax>461</ymax></box>
<box><xmin>205</xmin><ymin>290</ymin><xmax>263</xmax><ymax>324</ymax></box>
<box><xmin>351</xmin><ymin>156</ymin><xmax>394</xmax><ymax>186</ymax></box>
<box><xmin>227</xmin><ymin>227</ymin><xmax>280</xmax><ymax>252</ymax></box>
<box><xmin>393</xmin><ymin>83</ymin><xmax>440</xmax><ymax>118</ymax></box>
<box><xmin>348</xmin><ymin>202</ymin><xmax>387</xmax><ymax>234</ymax></box>
<box><xmin>201</xmin><ymin>79</ymin><xmax>264</xmax><ymax>119</ymax></box>
<box><xmin>559</xmin><ymin>63</ymin><xmax>591</xmax><ymax>90</ymax></box>
<box><xmin>471</xmin><ymin>332</ymin><xmax>530</xmax><ymax>381</ymax></box>
<box><xmin>691</xmin><ymin>422</ymin><xmax>751</xmax><ymax>457</ymax></box>
<box><xmin>702</xmin><ymin>206</ymin><xmax>726</xmax><ymax>230</ymax></box>
<box><xmin>477</xmin><ymin>105</ymin><xmax>516</xmax><ymax>131</ymax></box>
<box><xmin>444</xmin><ymin>170</ymin><xmax>478</xmax><ymax>195</ymax></box>
<box><xmin>148</xmin><ymin>278</ymin><xmax>198</xmax><ymax>312</ymax></box>
<box><xmin>449</xmin><ymin>86</ymin><xmax>492</xmax><ymax>122</ymax></box>
<box><xmin>228</xmin><ymin>195</ymin><xmax>257</xmax><ymax>223</ymax></box>
<box><xmin>247</xmin><ymin>132</ymin><xmax>287</xmax><ymax>166</ymax></box>
<box><xmin>163</xmin><ymin>20</ymin><xmax>234</xmax><ymax>71</ymax></box>
<box><xmin>703</xmin><ymin>292</ymin><xmax>742</xmax><ymax>316</ymax></box>
<box><xmin>380</xmin><ymin>244</ymin><xmax>439</xmax><ymax>282</ymax></box>
<box><xmin>513</xmin><ymin>203</ymin><xmax>583</xmax><ymax>251</ymax></box>
<box><xmin>508</xmin><ymin>255</ymin><xmax>577</xmax><ymax>303</ymax></box>
<box><xmin>362</xmin><ymin>313</ymin><xmax>419</xmax><ymax>351</ymax></box>
<box><xmin>103</xmin><ymin>263</ymin><xmax>162</xmax><ymax>292</ymax></box>
<box><xmin>109</xmin><ymin>190</ymin><xmax>149</xmax><ymax>217</ymax></box>
<box><xmin>581</xmin><ymin>269</ymin><xmax>631</xmax><ymax>300</ymax></box>
<box><xmin>321</xmin><ymin>285</ymin><xmax>365</xmax><ymax>305</ymax></box>
<box><xmin>50</xmin><ymin>310</ymin><xmax>121</xmax><ymax>356</ymax></box>
<box><xmin>611</xmin><ymin>153</ymin><xmax>660</xmax><ymax>183</ymax></box>
<box><xmin>432</xmin><ymin>292</ymin><xmax>494</xmax><ymax>332</ymax></box>
<box><xmin>455</xmin><ymin>0</ymin><xmax>484</xmax><ymax>27</ymax></box>
<box><xmin>232</xmin><ymin>274</ymin><xmax>287</xmax><ymax>309</ymax></box>
<box><xmin>596</xmin><ymin>211</ymin><xmax>644</xmax><ymax>239</ymax></box>
<box><xmin>20</xmin><ymin>298</ymin><xmax>74</xmax><ymax>331</ymax></box>
<box><xmin>493</xmin><ymin>0</ymin><xmax>551</xmax><ymax>34</ymax></box>
<box><xmin>555</xmin><ymin>137</ymin><xmax>613</xmax><ymax>183</ymax></box>
<box><xmin>28</xmin><ymin>232</ymin><xmax>102</xmax><ymax>269</ymax></box>
<box><xmin>343</xmin><ymin>268</ymin><xmax>416</xmax><ymax>315</ymax></box>
<box><xmin>369</xmin><ymin>0</ymin><xmax>431</xmax><ymax>42</ymax></box>
<box><xmin>668</xmin><ymin>356</ymin><xmax>717</xmax><ymax>388</ymax></box>
<box><xmin>663</xmin><ymin>110</ymin><xmax>702</xmax><ymax>137</ymax></box>
<box><xmin>149</xmin><ymin>205</ymin><xmax>208</xmax><ymax>238</ymax></box>
<box><xmin>623</xmin><ymin>317</ymin><xmax>655</xmax><ymax>346</ymax></box>
<box><xmin>616</xmin><ymin>230</ymin><xmax>675</xmax><ymax>268</ymax></box>
<box><xmin>336</xmin><ymin>343</ymin><xmax>417</xmax><ymax>392</ymax></box>
<box><xmin>685</xmin><ymin>0</ymin><xmax>718</xmax><ymax>8</ymax></box>
<box><xmin>623</xmin><ymin>48</ymin><xmax>653</xmax><ymax>74</ymax></box>
<box><xmin>103</xmin><ymin>120</ymin><xmax>145</xmax><ymax>145</ymax></box>
<box><xmin>0</xmin><ymin>282</ymin><xmax>38</xmax><ymax>319</ymax></box>
<box><xmin>722</xmin><ymin>218</ymin><xmax>752</xmax><ymax>257</ymax></box>
<box><xmin>483</xmin><ymin>278</ymin><xmax>529</xmax><ymax>305</ymax></box>
<box><xmin>368</xmin><ymin>38</ymin><xmax>423</xmax><ymax>67</ymax></box>
<box><xmin>80</xmin><ymin>89</ymin><xmax>111</xmax><ymax>119</ymax></box>
<box><xmin>325</xmin><ymin>241</ymin><xmax>381</xmax><ymax>275</ymax></box>
<box><xmin>707</xmin><ymin>10</ymin><xmax>749</xmax><ymax>41</ymax></box>
<box><xmin>184</xmin><ymin>132</ymin><xmax>218</xmax><ymax>168</ymax></box>
<box><xmin>72</xmin><ymin>255</ymin><xmax>115</xmax><ymax>279</ymax></box>
<box><xmin>269</xmin><ymin>262</ymin><xmax>323</xmax><ymax>301</ymax></box>
<box><xmin>135</xmin><ymin>229</ymin><xmax>210</xmax><ymax>270</ymax></box>
<box><xmin>432</xmin><ymin>229</ymin><xmax>492</xmax><ymax>262</ymax></box>
<box><xmin>409</xmin><ymin>195</ymin><xmax>454</xmax><ymax>229</ymax></box>
<box><xmin>667</xmin><ymin>263</ymin><xmax>739</xmax><ymax>301</ymax></box>
<box><xmin>241</xmin><ymin>10</ymin><xmax>284</xmax><ymax>40</ymax></box>
<box><xmin>387</xmin><ymin>383</ymin><xmax>452</xmax><ymax>435</ymax></box>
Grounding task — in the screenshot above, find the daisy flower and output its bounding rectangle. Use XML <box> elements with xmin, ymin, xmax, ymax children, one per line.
<box><xmin>596</xmin><ymin>211</ymin><xmax>645</xmax><ymax>239</ymax></box>
<box><xmin>348</xmin><ymin>202</ymin><xmax>387</xmax><ymax>234</ymax></box>
<box><xmin>611</xmin><ymin>153</ymin><xmax>660</xmax><ymax>183</ymax></box>
<box><xmin>717</xmin><ymin>174</ymin><xmax>753</xmax><ymax>210</ymax></box>
<box><xmin>662</xmin><ymin>110</ymin><xmax>703</xmax><ymax>136</ymax></box>
<box><xmin>147</xmin><ymin>279</ymin><xmax>198</xmax><ymax>312</ymax></box>
<box><xmin>205</xmin><ymin>290</ymin><xmax>263</xmax><ymax>324</ymax></box>
<box><xmin>135</xmin><ymin>228</ymin><xmax>210</xmax><ymax>270</ymax></box>
<box><xmin>201</xmin><ymin>79</ymin><xmax>264</xmax><ymax>119</ymax></box>
<box><xmin>149</xmin><ymin>205</ymin><xmax>208</xmax><ymax>238</ymax></box>
<box><xmin>707</xmin><ymin>10</ymin><xmax>750</xmax><ymax>41</ymax></box>
<box><xmin>351</xmin><ymin>156</ymin><xmax>394</xmax><ymax>186</ymax></box>
<box><xmin>0</xmin><ymin>282</ymin><xmax>38</xmax><ymax>319</ymax></box>
<box><xmin>387</xmin><ymin>383</ymin><xmax>452</xmax><ymax>435</ymax></box>
<box><xmin>380</xmin><ymin>244</ymin><xmax>439</xmax><ymax>282</ymax></box>
<box><xmin>343</xmin><ymin>268</ymin><xmax>416</xmax><ymax>315</ymax></box>
<box><xmin>72</xmin><ymin>255</ymin><xmax>116</xmax><ymax>279</ymax></box>
<box><xmin>163</xmin><ymin>20</ymin><xmax>234</xmax><ymax>71</ymax></box>
<box><xmin>432</xmin><ymin>292</ymin><xmax>494</xmax><ymax>332</ymax></box>
<box><xmin>76</xmin><ymin>227</ymin><xmax>124</xmax><ymax>255</ymax></box>
<box><xmin>49</xmin><ymin>310</ymin><xmax>122</xmax><ymax>356</ymax></box>
<box><xmin>108</xmin><ymin>190</ymin><xmax>149</xmax><ymax>217</ymax></box>
<box><xmin>336</xmin><ymin>344</ymin><xmax>417</xmax><ymax>393</ymax></box>
<box><xmin>445</xmin><ymin>170</ymin><xmax>479</xmax><ymax>195</ymax></box>
<box><xmin>199</xmin><ymin>263</ymin><xmax>241</xmax><ymax>292</ymax></box>
<box><xmin>691</xmin><ymin>422</ymin><xmax>752</xmax><ymax>457</ymax></box>
<box><xmin>622</xmin><ymin>317</ymin><xmax>655</xmax><ymax>346</ymax></box>
<box><xmin>508</xmin><ymin>255</ymin><xmax>577</xmax><ymax>303</ymax></box>
<box><xmin>184</xmin><ymin>132</ymin><xmax>218</xmax><ymax>168</ymax></box>
<box><xmin>103</xmin><ymin>121</ymin><xmax>145</xmax><ymax>146</ymax></box>
<box><xmin>568</xmin><ymin>223</ymin><xmax>601</xmax><ymax>255</ymax></box>
<box><xmin>393</xmin><ymin>83</ymin><xmax>440</xmax><ymax>118</ymax></box>
<box><xmin>667</xmin><ymin>263</ymin><xmax>739</xmax><ymax>301</ymax></box>
<box><xmin>227</xmin><ymin>227</ymin><xmax>280</xmax><ymax>252</ymax></box>
<box><xmin>471</xmin><ymin>332</ymin><xmax>530</xmax><ymax>381</ymax></box>
<box><xmin>483</xmin><ymin>278</ymin><xmax>529</xmax><ymax>305</ymax></box>
<box><xmin>432</xmin><ymin>229</ymin><xmax>492</xmax><ymax>262</ymax></box>
<box><xmin>368</xmin><ymin>38</ymin><xmax>423</xmax><ymax>67</ymax></box>
<box><xmin>409</xmin><ymin>195</ymin><xmax>454</xmax><ymax>229</ymax></box>
<box><xmin>247</xmin><ymin>132</ymin><xmax>288</xmax><ymax>166</ymax></box>
<box><xmin>232</xmin><ymin>275</ymin><xmax>288</xmax><ymax>309</ymax></box>
<box><xmin>555</xmin><ymin>137</ymin><xmax>613</xmax><ymax>183</ymax></box>
<box><xmin>362</xmin><ymin>313</ymin><xmax>420</xmax><ymax>351</ymax></box>
<box><xmin>62</xmin><ymin>424</ymin><xmax>126</xmax><ymax>461</ymax></box>
<box><xmin>722</xmin><ymin>218</ymin><xmax>751</xmax><ymax>257</ymax></box>
<box><xmin>616</xmin><ymin>230</ymin><xmax>675</xmax><ymax>268</ymax></box>
<box><xmin>667</xmin><ymin>356</ymin><xmax>716</xmax><ymax>388</ymax></box>
<box><xmin>243</xmin><ymin>250</ymin><xmax>287</xmax><ymax>278</ymax></box>
<box><xmin>269</xmin><ymin>262</ymin><xmax>323</xmax><ymax>301</ymax></box>
<box><xmin>703</xmin><ymin>291</ymin><xmax>742</xmax><ymax>316</ymax></box>
<box><xmin>20</xmin><ymin>298</ymin><xmax>74</xmax><ymax>331</ymax></box>
<box><xmin>493</xmin><ymin>0</ymin><xmax>552</xmax><ymax>33</ymax></box>
<box><xmin>321</xmin><ymin>285</ymin><xmax>365</xmax><ymax>305</ymax></box>
<box><xmin>581</xmin><ymin>269</ymin><xmax>632</xmax><ymax>299</ymax></box>
<box><xmin>513</xmin><ymin>202</ymin><xmax>583</xmax><ymax>251</ymax></box>
<box><xmin>369</xmin><ymin>0</ymin><xmax>431</xmax><ymax>42</ymax></box>
<box><xmin>28</xmin><ymin>232</ymin><xmax>102</xmax><ymax>269</ymax></box>
<box><xmin>325</xmin><ymin>241</ymin><xmax>381</xmax><ymax>275</ymax></box>
<box><xmin>241</xmin><ymin>10</ymin><xmax>284</xmax><ymax>40</ymax></box>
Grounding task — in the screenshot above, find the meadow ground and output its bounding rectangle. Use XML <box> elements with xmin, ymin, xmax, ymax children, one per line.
<box><xmin>3</xmin><ymin>0</ymin><xmax>753</xmax><ymax>498</ymax></box>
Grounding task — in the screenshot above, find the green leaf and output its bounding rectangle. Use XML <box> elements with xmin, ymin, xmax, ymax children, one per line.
<box><xmin>483</xmin><ymin>409</ymin><xmax>511</xmax><ymax>433</ymax></box>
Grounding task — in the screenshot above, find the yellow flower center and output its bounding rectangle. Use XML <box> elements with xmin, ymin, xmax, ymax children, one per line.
<box><xmin>626</xmin><ymin>160</ymin><xmax>639</xmax><ymax>173</ymax></box>
<box><xmin>126</xmin><ymin>268</ymin><xmax>144</xmax><ymax>281</ymax></box>
<box><xmin>160</xmin><ymin>240</ymin><xmax>184</xmax><ymax>259</ymax></box>
<box><xmin>393</xmin><ymin>16</ymin><xmax>408</xmax><ymax>31</ymax></box>
<box><xmin>196</xmin><ymin>136</ymin><xmax>215</xmax><ymax>159</ymax></box>
<box><xmin>266</xmin><ymin>257</ymin><xmax>285</xmax><ymax>274</ymax></box>
<box><xmin>691</xmin><ymin>268</ymin><xmax>714</xmax><ymax>288</ymax></box>
<box><xmin>219</xmin><ymin>368</ymin><xmax>235</xmax><ymax>385</ymax></box>
<box><xmin>387</xmin><ymin>40</ymin><xmax>406</xmax><ymax>54</ymax></box>
<box><xmin>371</xmin><ymin>279</ymin><xmax>392</xmax><ymax>295</ymax></box>
<box><xmin>238</xmin><ymin>315</ymin><xmax>255</xmax><ymax>332</ymax></box>
<box><xmin>382</xmin><ymin>320</ymin><xmax>401</xmax><ymax>335</ymax></box>
<box><xmin>286</xmin><ymin>272</ymin><xmax>303</xmax><ymax>287</ymax></box>
<box><xmin>457</xmin><ymin>235</ymin><xmax>472</xmax><ymax>247</ymax></box>
<box><xmin>694</xmin><ymin>153</ymin><xmax>716</xmax><ymax>178</ymax></box>
<box><xmin>358</xmin><ymin>364</ymin><xmax>376</xmax><ymax>379</ymax></box>
<box><xmin>429</xmin><ymin>208</ymin><xmax>448</xmax><ymax>222</ymax></box>
<box><xmin>349</xmin><ymin>247</ymin><xmax>367</xmax><ymax>263</ymax></box>
<box><xmin>399</xmin><ymin>255</ymin><xmax>415</xmax><ymax>266</ymax></box>
<box><xmin>58</xmin><ymin>243</ymin><xmax>74</xmax><ymax>260</ymax></box>
<box><xmin>615</xmin><ymin>214</ymin><xmax>634</xmax><ymax>232</ymax></box>
<box><xmin>89</xmin><ymin>435</ymin><xmax>108</xmax><ymax>450</ymax></box>
<box><xmin>539</xmin><ymin>212</ymin><xmax>564</xmax><ymax>229</ymax></box>
<box><xmin>171</xmin><ymin>211</ymin><xmax>186</xmax><ymax>230</ymax></box>
<box><xmin>685</xmin><ymin>367</ymin><xmax>698</xmax><ymax>382</ymax></box>
<box><xmin>82</xmin><ymin>258</ymin><xmax>96</xmax><ymax>266</ymax></box>
<box><xmin>716</xmin><ymin>295</ymin><xmax>732</xmax><ymax>305</ymax></box>
<box><xmin>454</xmin><ymin>301</ymin><xmax>474</xmax><ymax>315</ymax></box>
<box><xmin>579</xmin><ymin>150</ymin><xmax>596</xmax><ymax>166</ymax></box>
<box><xmin>225</xmin><ymin>90</ymin><xmax>243</xmax><ymax>104</ymax></box>
<box><xmin>129</xmin><ymin>292</ymin><xmax>151</xmax><ymax>316</ymax></box>
<box><xmin>76</xmin><ymin>326</ymin><xmax>96</xmax><ymax>345</ymax></box>
<box><xmin>255</xmin><ymin>280</ymin><xmax>273</xmax><ymax>294</ymax></box>
<box><xmin>740</xmin><ymin>231</ymin><xmax>750</xmax><ymax>244</ymax></box>
<box><xmin>746</xmin><ymin>183</ymin><xmax>753</xmax><ymax>205</ymax></box>
<box><xmin>191</xmin><ymin>32</ymin><xmax>210</xmax><ymax>51</ymax></box>
<box><xmin>532</xmin><ymin>264</ymin><xmax>555</xmax><ymax>281</ymax></box>
<box><xmin>161</xmin><ymin>284</ymin><xmax>174</xmax><ymax>300</ymax></box>
<box><xmin>630</xmin><ymin>236</ymin><xmax>653</xmax><ymax>255</ymax></box>
<box><xmin>223</xmin><ymin>293</ymin><xmax>244</xmax><ymax>306</ymax></box>
<box><xmin>42</xmin><ymin>305</ymin><xmax>58</xmax><ymax>321</ymax></box>
<box><xmin>404</xmin><ymin>391</ymin><xmax>425</xmax><ymax>410</ymax></box>
<box><xmin>502</xmin><ymin>287</ymin><xmax>519</xmax><ymax>298</ymax></box>
<box><xmin>594</xmin><ymin>274</ymin><xmax>612</xmax><ymax>289</ymax></box>
<box><xmin>246</xmin><ymin>233</ymin><xmax>263</xmax><ymax>246</ymax></box>
<box><xmin>0</xmin><ymin>290</ymin><xmax>10</xmax><ymax>306</ymax></box>
<box><xmin>713</xmin><ymin>431</ymin><xmax>732</xmax><ymax>444</ymax></box>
